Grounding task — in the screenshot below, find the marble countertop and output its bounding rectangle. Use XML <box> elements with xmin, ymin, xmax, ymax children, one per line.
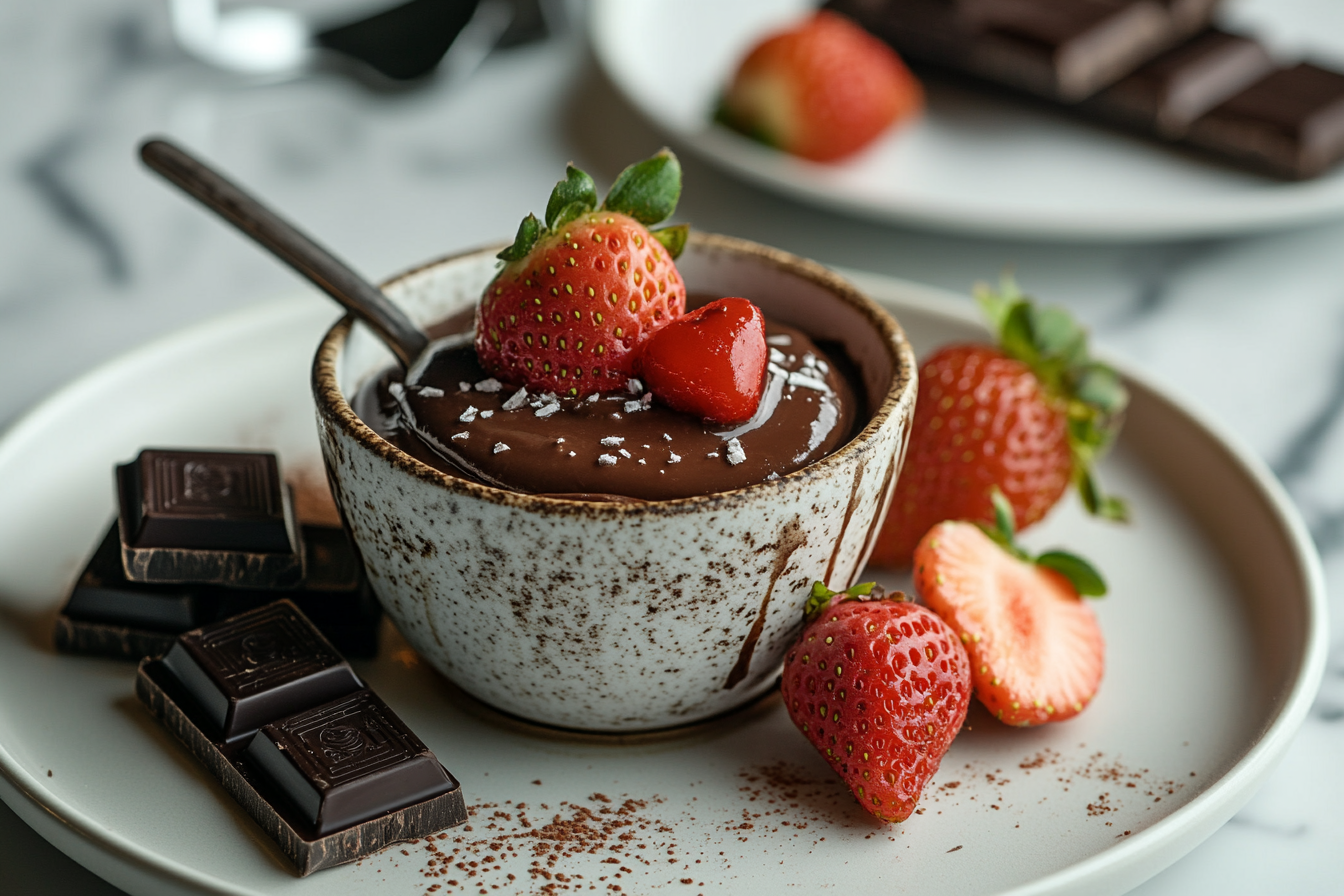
<box><xmin>1</xmin><ymin>1</ymin><xmax>1340</xmax><ymax>893</ymax></box>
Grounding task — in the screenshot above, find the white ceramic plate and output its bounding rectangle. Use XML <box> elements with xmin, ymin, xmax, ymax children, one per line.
<box><xmin>589</xmin><ymin>0</ymin><xmax>1344</xmax><ymax>240</ymax></box>
<box><xmin>0</xmin><ymin>276</ymin><xmax>1326</xmax><ymax>896</ymax></box>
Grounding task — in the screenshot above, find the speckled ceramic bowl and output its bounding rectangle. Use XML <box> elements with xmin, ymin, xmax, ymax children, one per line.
<box><xmin>312</xmin><ymin>232</ymin><xmax>916</xmax><ymax>732</ymax></box>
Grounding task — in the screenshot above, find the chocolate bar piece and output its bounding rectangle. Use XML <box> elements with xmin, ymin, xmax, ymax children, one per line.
<box><xmin>55</xmin><ymin>522</ymin><xmax>381</xmax><ymax>659</ymax></box>
<box><xmin>1087</xmin><ymin>29</ymin><xmax>1276</xmax><ymax>136</ymax></box>
<box><xmin>826</xmin><ymin>0</ymin><xmax>1219</xmax><ymax>102</ymax></box>
<box><xmin>161</xmin><ymin>601</ymin><xmax>363</xmax><ymax>742</ymax></box>
<box><xmin>118</xmin><ymin>449</ymin><xmax>303</xmax><ymax>588</ymax></box>
<box><xmin>246</xmin><ymin>690</ymin><xmax>457</xmax><ymax>835</ymax></box>
<box><xmin>136</xmin><ymin>602</ymin><xmax>465</xmax><ymax>874</ymax></box>
<box><xmin>1186</xmin><ymin>63</ymin><xmax>1344</xmax><ymax>179</ymax></box>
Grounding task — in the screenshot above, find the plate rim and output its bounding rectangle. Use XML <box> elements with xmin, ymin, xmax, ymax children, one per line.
<box><xmin>0</xmin><ymin>279</ymin><xmax>1328</xmax><ymax>896</ymax></box>
<box><xmin>588</xmin><ymin>0</ymin><xmax>1344</xmax><ymax>241</ymax></box>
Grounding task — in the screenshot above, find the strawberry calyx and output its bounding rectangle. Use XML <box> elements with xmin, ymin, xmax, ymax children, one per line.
<box><xmin>803</xmin><ymin>580</ymin><xmax>904</xmax><ymax>623</ymax></box>
<box><xmin>975</xmin><ymin>488</ymin><xmax>1108</xmax><ymax>597</ymax></box>
<box><xmin>975</xmin><ymin>277</ymin><xmax>1129</xmax><ymax>523</ymax></box>
<box><xmin>497</xmin><ymin>150</ymin><xmax>688</xmax><ymax>264</ymax></box>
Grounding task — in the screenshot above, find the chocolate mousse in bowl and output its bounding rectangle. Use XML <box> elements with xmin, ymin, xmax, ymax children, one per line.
<box><xmin>313</xmin><ymin>232</ymin><xmax>916</xmax><ymax>732</ymax></box>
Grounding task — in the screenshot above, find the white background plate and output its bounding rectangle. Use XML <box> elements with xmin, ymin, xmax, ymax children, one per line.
<box><xmin>589</xmin><ymin>0</ymin><xmax>1344</xmax><ymax>240</ymax></box>
<box><xmin>0</xmin><ymin>277</ymin><xmax>1326</xmax><ymax>896</ymax></box>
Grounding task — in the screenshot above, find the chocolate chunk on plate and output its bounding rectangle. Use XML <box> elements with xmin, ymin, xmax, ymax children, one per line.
<box><xmin>1087</xmin><ymin>29</ymin><xmax>1276</xmax><ymax>136</ymax></box>
<box><xmin>117</xmin><ymin>449</ymin><xmax>304</xmax><ymax>588</ymax></box>
<box><xmin>160</xmin><ymin>600</ymin><xmax>363</xmax><ymax>743</ymax></box>
<box><xmin>55</xmin><ymin>521</ymin><xmax>382</xmax><ymax>659</ymax></box>
<box><xmin>1185</xmin><ymin>63</ymin><xmax>1344</xmax><ymax>179</ymax></box>
<box><xmin>247</xmin><ymin>689</ymin><xmax>458</xmax><ymax>836</ymax></box>
<box><xmin>136</xmin><ymin>600</ymin><xmax>465</xmax><ymax>874</ymax></box>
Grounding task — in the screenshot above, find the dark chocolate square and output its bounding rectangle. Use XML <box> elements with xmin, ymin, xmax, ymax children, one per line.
<box><xmin>118</xmin><ymin>449</ymin><xmax>303</xmax><ymax>588</ymax></box>
<box><xmin>1090</xmin><ymin>29</ymin><xmax>1276</xmax><ymax>135</ymax></box>
<box><xmin>161</xmin><ymin>600</ymin><xmax>362</xmax><ymax>742</ymax></box>
<box><xmin>56</xmin><ymin>522</ymin><xmax>383</xmax><ymax>660</ymax></box>
<box><xmin>1187</xmin><ymin>63</ymin><xmax>1344</xmax><ymax>178</ymax></box>
<box><xmin>246</xmin><ymin>689</ymin><xmax>457</xmax><ymax>835</ymax></box>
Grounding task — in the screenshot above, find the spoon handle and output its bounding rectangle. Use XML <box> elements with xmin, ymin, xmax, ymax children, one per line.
<box><xmin>140</xmin><ymin>138</ymin><xmax>429</xmax><ymax>368</ymax></box>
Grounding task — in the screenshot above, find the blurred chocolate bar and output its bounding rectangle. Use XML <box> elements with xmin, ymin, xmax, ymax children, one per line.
<box><xmin>56</xmin><ymin>521</ymin><xmax>382</xmax><ymax>659</ymax></box>
<box><xmin>827</xmin><ymin>0</ymin><xmax>1220</xmax><ymax>101</ymax></box>
<box><xmin>1185</xmin><ymin>64</ymin><xmax>1344</xmax><ymax>179</ymax></box>
<box><xmin>118</xmin><ymin>449</ymin><xmax>304</xmax><ymax>588</ymax></box>
<box><xmin>137</xmin><ymin>601</ymin><xmax>464</xmax><ymax>874</ymax></box>
<box><xmin>1086</xmin><ymin>29</ymin><xmax>1275</xmax><ymax>136</ymax></box>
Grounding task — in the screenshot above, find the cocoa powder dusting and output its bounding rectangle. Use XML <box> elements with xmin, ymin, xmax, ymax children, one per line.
<box><xmin>382</xmin><ymin>746</ymin><xmax>1194</xmax><ymax>891</ymax></box>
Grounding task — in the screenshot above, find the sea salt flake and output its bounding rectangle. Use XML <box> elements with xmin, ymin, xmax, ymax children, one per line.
<box><xmin>726</xmin><ymin>438</ymin><xmax>746</xmax><ymax>466</ymax></box>
<box><xmin>480</xmin><ymin>410</ymin><xmax>494</xmax><ymax>418</ymax></box>
<box><xmin>618</xmin><ymin>449</ymin><xmax>632</xmax><ymax>458</ymax></box>
<box><xmin>802</xmin><ymin>353</ymin><xmax>818</xmax><ymax>369</ymax></box>
<box><xmin>418</xmin><ymin>386</ymin><xmax>445</xmax><ymax>398</ymax></box>
<box><xmin>662</xmin><ymin>433</ymin><xmax>672</xmax><ymax>441</ymax></box>
<box><xmin>535</xmin><ymin>402</ymin><xmax>561</xmax><ymax>418</ymax></box>
<box><xmin>451</xmin><ymin>431</ymin><xmax>469</xmax><ymax>441</ymax></box>
<box><xmin>475</xmin><ymin>378</ymin><xmax>503</xmax><ymax>393</ymax></box>
<box><xmin>768</xmin><ymin>348</ymin><xmax>787</xmax><ymax>365</ymax></box>
<box><xmin>765</xmin><ymin>334</ymin><xmax>792</xmax><ymax>346</ymax></box>
<box><xmin>707</xmin><ymin>452</ymin><xmax>719</xmax><ymax>458</ymax></box>
<box><xmin>668</xmin><ymin>452</ymin><xmax>681</xmax><ymax>464</ymax></box>
<box><xmin>459</xmin><ymin>405</ymin><xmax>479</xmax><ymax>423</ymax></box>
<box><xmin>502</xmin><ymin>388</ymin><xmax>529</xmax><ymax>411</ymax></box>
<box><xmin>768</xmin><ymin>362</ymin><xmax>790</xmax><ymax>379</ymax></box>
<box><xmin>587</xmin><ymin>393</ymin><xmax>600</xmax><ymax>403</ymax></box>
<box><xmin>787</xmin><ymin>371</ymin><xmax>830</xmax><ymax>392</ymax></box>
<box><xmin>627</xmin><ymin>378</ymin><xmax>643</xmax><ymax>395</ymax></box>
<box><xmin>601</xmin><ymin>437</ymin><xmax>624</xmax><ymax>447</ymax></box>
<box><xmin>638</xmin><ymin>459</ymin><xmax>646</xmax><ymax>465</ymax></box>
<box><xmin>598</xmin><ymin>454</ymin><xmax>618</xmax><ymax>466</ymax></box>
<box><xmin>458</xmin><ymin>381</ymin><xmax>472</xmax><ymax>393</ymax></box>
<box><xmin>624</xmin><ymin>400</ymin><xmax>643</xmax><ymax>413</ymax></box>
<box><xmin>569</xmin><ymin>451</ymin><xmax>576</xmax><ymax>457</ymax></box>
<box><xmin>640</xmin><ymin>393</ymin><xmax>653</xmax><ymax>409</ymax></box>
<box><xmin>493</xmin><ymin>442</ymin><xmax>510</xmax><ymax>454</ymax></box>
<box><xmin>611</xmin><ymin>412</ymin><xmax>622</xmax><ymax>419</ymax></box>
<box><xmin>556</xmin><ymin>438</ymin><xmax>566</xmax><ymax>444</ymax></box>
<box><xmin>816</xmin><ymin>359</ymin><xmax>830</xmax><ymax>374</ymax></box>
<box><xmin>766</xmin><ymin>471</ymin><xmax>780</xmax><ymax>481</ymax></box>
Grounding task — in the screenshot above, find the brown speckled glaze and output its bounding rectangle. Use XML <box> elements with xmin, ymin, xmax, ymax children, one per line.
<box><xmin>311</xmin><ymin>233</ymin><xmax>916</xmax><ymax>732</ymax></box>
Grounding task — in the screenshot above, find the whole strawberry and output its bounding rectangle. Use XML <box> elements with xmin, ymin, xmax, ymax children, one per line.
<box><xmin>870</xmin><ymin>280</ymin><xmax>1128</xmax><ymax>567</ymax></box>
<box><xmin>718</xmin><ymin>11</ymin><xmax>923</xmax><ymax>162</ymax></box>
<box><xmin>475</xmin><ymin>151</ymin><xmax>690</xmax><ymax>395</ymax></box>
<box><xmin>781</xmin><ymin>582</ymin><xmax>971</xmax><ymax>822</ymax></box>
<box><xmin>915</xmin><ymin>491</ymin><xmax>1107</xmax><ymax>727</ymax></box>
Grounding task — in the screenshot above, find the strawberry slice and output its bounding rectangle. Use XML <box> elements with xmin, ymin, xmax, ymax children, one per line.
<box><xmin>913</xmin><ymin>494</ymin><xmax>1106</xmax><ymax>727</ymax></box>
<box><xmin>638</xmin><ymin>297</ymin><xmax>767</xmax><ymax>424</ymax></box>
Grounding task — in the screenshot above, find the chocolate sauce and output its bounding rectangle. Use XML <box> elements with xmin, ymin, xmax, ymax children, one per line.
<box><xmin>353</xmin><ymin>303</ymin><xmax>861</xmax><ymax>501</ymax></box>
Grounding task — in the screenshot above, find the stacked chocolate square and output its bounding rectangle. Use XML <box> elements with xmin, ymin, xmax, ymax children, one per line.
<box><xmin>56</xmin><ymin>448</ymin><xmax>382</xmax><ymax>660</ymax></box>
<box><xmin>827</xmin><ymin>0</ymin><xmax>1344</xmax><ymax>179</ymax></box>
<box><xmin>56</xmin><ymin>449</ymin><xmax>463</xmax><ymax>872</ymax></box>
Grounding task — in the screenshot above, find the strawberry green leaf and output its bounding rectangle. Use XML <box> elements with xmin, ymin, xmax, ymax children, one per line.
<box><xmin>998</xmin><ymin>302</ymin><xmax>1037</xmax><ymax>367</ymax></box>
<box><xmin>804</xmin><ymin>581</ymin><xmax>838</xmax><ymax>621</ymax></box>
<box><xmin>650</xmin><ymin>223</ymin><xmax>689</xmax><ymax>259</ymax></box>
<box><xmin>1078</xmin><ymin>468</ymin><xmax>1130</xmax><ymax>522</ymax></box>
<box><xmin>602</xmin><ymin>149</ymin><xmax>682</xmax><ymax>226</ymax></box>
<box><xmin>550</xmin><ymin>200</ymin><xmax>593</xmax><ymax>231</ymax></box>
<box><xmin>1073</xmin><ymin>364</ymin><xmax>1127</xmax><ymax>415</ymax></box>
<box><xmin>1035</xmin><ymin>551</ymin><xmax>1108</xmax><ymax>597</ymax></box>
<box><xmin>990</xmin><ymin>487</ymin><xmax>1016</xmax><ymax>542</ymax></box>
<box><xmin>546</xmin><ymin>165</ymin><xmax>597</xmax><ymax>230</ymax></box>
<box><xmin>497</xmin><ymin>213</ymin><xmax>541</xmax><ymax>262</ymax></box>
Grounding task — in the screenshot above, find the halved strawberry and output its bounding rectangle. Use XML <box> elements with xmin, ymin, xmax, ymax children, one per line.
<box><xmin>913</xmin><ymin>494</ymin><xmax>1106</xmax><ymax>727</ymax></box>
<box><xmin>638</xmin><ymin>297</ymin><xmax>767</xmax><ymax>424</ymax></box>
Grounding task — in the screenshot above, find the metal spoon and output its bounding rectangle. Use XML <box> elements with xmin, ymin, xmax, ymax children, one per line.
<box><xmin>140</xmin><ymin>137</ymin><xmax>429</xmax><ymax>368</ymax></box>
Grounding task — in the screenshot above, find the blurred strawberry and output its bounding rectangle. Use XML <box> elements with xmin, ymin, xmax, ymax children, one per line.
<box><xmin>719</xmin><ymin>11</ymin><xmax>923</xmax><ymax>162</ymax></box>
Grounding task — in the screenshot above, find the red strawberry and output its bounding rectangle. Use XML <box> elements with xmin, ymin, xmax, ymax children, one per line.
<box><xmin>719</xmin><ymin>11</ymin><xmax>923</xmax><ymax>162</ymax></box>
<box><xmin>913</xmin><ymin>494</ymin><xmax>1107</xmax><ymax>727</ymax></box>
<box><xmin>638</xmin><ymin>297</ymin><xmax>767</xmax><ymax>424</ymax></box>
<box><xmin>781</xmin><ymin>582</ymin><xmax>971</xmax><ymax>822</ymax></box>
<box><xmin>871</xmin><ymin>280</ymin><xmax>1128</xmax><ymax>567</ymax></box>
<box><xmin>475</xmin><ymin>152</ymin><xmax>690</xmax><ymax>395</ymax></box>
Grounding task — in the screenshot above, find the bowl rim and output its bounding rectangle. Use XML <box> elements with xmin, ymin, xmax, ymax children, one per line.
<box><xmin>311</xmin><ymin>231</ymin><xmax>917</xmax><ymax>517</ymax></box>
